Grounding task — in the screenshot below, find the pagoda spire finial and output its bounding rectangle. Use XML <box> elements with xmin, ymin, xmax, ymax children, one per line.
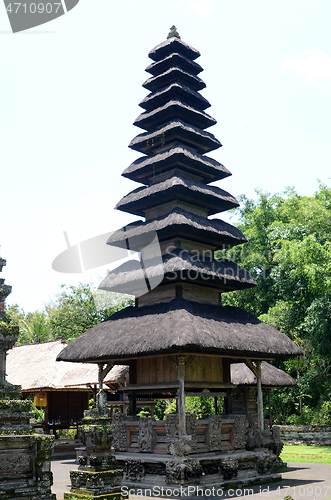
<box><xmin>167</xmin><ymin>25</ymin><xmax>181</xmax><ymax>39</ymax></box>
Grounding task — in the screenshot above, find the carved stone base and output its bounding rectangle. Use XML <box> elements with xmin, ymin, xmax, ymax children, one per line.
<box><xmin>64</xmin><ymin>469</ymin><xmax>123</xmax><ymax>500</ymax></box>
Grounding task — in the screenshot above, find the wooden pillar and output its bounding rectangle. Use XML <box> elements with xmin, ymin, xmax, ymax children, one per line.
<box><xmin>256</xmin><ymin>361</ymin><xmax>264</xmax><ymax>432</ymax></box>
<box><xmin>129</xmin><ymin>391</ymin><xmax>136</xmax><ymax>416</ymax></box>
<box><xmin>177</xmin><ymin>355</ymin><xmax>186</xmax><ymax>437</ymax></box>
<box><xmin>267</xmin><ymin>388</ymin><xmax>272</xmax><ymax>429</ymax></box>
<box><xmin>214</xmin><ymin>396</ymin><xmax>218</xmax><ymax>415</ymax></box>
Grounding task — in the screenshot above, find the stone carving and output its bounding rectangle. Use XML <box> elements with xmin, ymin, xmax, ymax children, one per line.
<box><xmin>70</xmin><ymin>469</ymin><xmax>123</xmax><ymax>491</ymax></box>
<box><xmin>165</xmin><ymin>413</ymin><xmax>197</xmax><ymax>453</ymax></box>
<box><xmin>165</xmin><ymin>459</ymin><xmax>202</xmax><ymax>485</ymax></box>
<box><xmin>65</xmin><ymin>390</ymin><xmax>123</xmax><ymax>499</ymax></box>
<box><xmin>0</xmin><ymin>454</ymin><xmax>31</xmax><ymax>474</ymax></box>
<box><xmin>207</xmin><ymin>415</ymin><xmax>222</xmax><ymax>451</ymax></box>
<box><xmin>271</xmin><ymin>425</ymin><xmax>284</xmax><ymax>461</ymax></box>
<box><xmin>220</xmin><ymin>457</ymin><xmax>238</xmax><ymax>480</ymax></box>
<box><xmin>186</xmin><ymin>413</ymin><xmax>197</xmax><ymax>451</ymax></box>
<box><xmin>124</xmin><ymin>459</ymin><xmax>145</xmax><ymax>481</ymax></box>
<box><xmin>247</xmin><ymin>428</ymin><xmax>274</xmax><ymax>450</ymax></box>
<box><xmin>233</xmin><ymin>415</ymin><xmax>249</xmax><ymax>449</ymax></box>
<box><xmin>138</xmin><ymin>417</ymin><xmax>156</xmax><ymax>453</ymax></box>
<box><xmin>256</xmin><ymin>452</ymin><xmax>276</xmax><ymax>474</ymax></box>
<box><xmin>112</xmin><ymin>413</ymin><xmax>128</xmax><ymax>452</ymax></box>
<box><xmin>170</xmin><ymin>435</ymin><xmax>192</xmax><ymax>457</ymax></box>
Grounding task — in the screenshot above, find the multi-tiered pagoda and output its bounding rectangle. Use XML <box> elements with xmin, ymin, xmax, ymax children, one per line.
<box><xmin>59</xmin><ymin>27</ymin><xmax>302</xmax><ymax>490</ymax></box>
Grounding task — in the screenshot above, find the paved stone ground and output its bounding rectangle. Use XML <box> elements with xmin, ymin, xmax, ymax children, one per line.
<box><xmin>52</xmin><ymin>460</ymin><xmax>331</xmax><ymax>500</ymax></box>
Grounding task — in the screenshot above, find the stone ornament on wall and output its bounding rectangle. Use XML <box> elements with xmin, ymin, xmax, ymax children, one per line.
<box><xmin>256</xmin><ymin>452</ymin><xmax>277</xmax><ymax>474</ymax></box>
<box><xmin>0</xmin><ymin>454</ymin><xmax>31</xmax><ymax>474</ymax></box>
<box><xmin>220</xmin><ymin>457</ymin><xmax>238</xmax><ymax>480</ymax></box>
<box><xmin>233</xmin><ymin>415</ymin><xmax>249</xmax><ymax>449</ymax></box>
<box><xmin>137</xmin><ymin>417</ymin><xmax>156</xmax><ymax>453</ymax></box>
<box><xmin>207</xmin><ymin>415</ymin><xmax>223</xmax><ymax>451</ymax></box>
<box><xmin>165</xmin><ymin>459</ymin><xmax>202</xmax><ymax>485</ymax></box>
<box><xmin>124</xmin><ymin>458</ymin><xmax>145</xmax><ymax>481</ymax></box>
<box><xmin>165</xmin><ymin>413</ymin><xmax>197</xmax><ymax>453</ymax></box>
<box><xmin>112</xmin><ymin>413</ymin><xmax>128</xmax><ymax>452</ymax></box>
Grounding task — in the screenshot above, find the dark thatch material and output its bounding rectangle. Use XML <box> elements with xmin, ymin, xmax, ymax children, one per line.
<box><xmin>57</xmin><ymin>298</ymin><xmax>303</xmax><ymax>363</ymax></box>
<box><xmin>134</xmin><ymin>99</ymin><xmax>216</xmax><ymax>131</ymax></box>
<box><xmin>107</xmin><ymin>207</ymin><xmax>247</xmax><ymax>250</ymax></box>
<box><xmin>146</xmin><ymin>53</ymin><xmax>203</xmax><ymax>77</ymax></box>
<box><xmin>140</xmin><ymin>83</ymin><xmax>210</xmax><ymax>112</ymax></box>
<box><xmin>148</xmin><ymin>37</ymin><xmax>200</xmax><ymax>62</ymax></box>
<box><xmin>143</xmin><ymin>67</ymin><xmax>206</xmax><ymax>92</ymax></box>
<box><xmin>231</xmin><ymin>361</ymin><xmax>297</xmax><ymax>388</ymax></box>
<box><xmin>99</xmin><ymin>249</ymin><xmax>256</xmax><ymax>294</ymax></box>
<box><xmin>122</xmin><ymin>145</ymin><xmax>230</xmax><ymax>185</ymax></box>
<box><xmin>129</xmin><ymin>119</ymin><xmax>221</xmax><ymax>155</ymax></box>
<box><xmin>115</xmin><ymin>174</ymin><xmax>239</xmax><ymax>216</ymax></box>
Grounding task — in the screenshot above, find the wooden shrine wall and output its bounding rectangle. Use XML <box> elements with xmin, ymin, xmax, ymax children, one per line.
<box><xmin>136</xmin><ymin>355</ymin><xmax>224</xmax><ymax>385</ymax></box>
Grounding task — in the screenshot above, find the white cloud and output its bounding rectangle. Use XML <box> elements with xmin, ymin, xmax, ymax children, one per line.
<box><xmin>281</xmin><ymin>49</ymin><xmax>331</xmax><ymax>83</ymax></box>
<box><xmin>236</xmin><ymin>119</ymin><xmax>245</xmax><ymax>129</ymax></box>
<box><xmin>183</xmin><ymin>0</ymin><xmax>216</xmax><ymax>20</ymax></box>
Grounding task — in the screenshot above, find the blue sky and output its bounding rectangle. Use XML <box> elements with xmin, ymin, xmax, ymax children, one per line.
<box><xmin>1</xmin><ymin>0</ymin><xmax>331</xmax><ymax>312</ymax></box>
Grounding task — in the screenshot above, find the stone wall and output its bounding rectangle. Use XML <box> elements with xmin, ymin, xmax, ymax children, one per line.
<box><xmin>278</xmin><ymin>425</ymin><xmax>331</xmax><ymax>445</ymax></box>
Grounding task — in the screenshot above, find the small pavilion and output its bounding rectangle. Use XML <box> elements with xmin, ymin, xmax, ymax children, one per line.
<box><xmin>58</xmin><ymin>27</ymin><xmax>302</xmax><ymax>489</ymax></box>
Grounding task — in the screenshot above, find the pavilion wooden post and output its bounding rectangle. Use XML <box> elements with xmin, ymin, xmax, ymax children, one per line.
<box><xmin>256</xmin><ymin>361</ymin><xmax>264</xmax><ymax>432</ymax></box>
<box><xmin>177</xmin><ymin>355</ymin><xmax>186</xmax><ymax>437</ymax></box>
<box><xmin>267</xmin><ymin>388</ymin><xmax>272</xmax><ymax>429</ymax></box>
<box><xmin>245</xmin><ymin>359</ymin><xmax>264</xmax><ymax>432</ymax></box>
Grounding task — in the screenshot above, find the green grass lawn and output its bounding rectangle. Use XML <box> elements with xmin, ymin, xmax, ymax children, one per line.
<box><xmin>281</xmin><ymin>445</ymin><xmax>331</xmax><ymax>464</ymax></box>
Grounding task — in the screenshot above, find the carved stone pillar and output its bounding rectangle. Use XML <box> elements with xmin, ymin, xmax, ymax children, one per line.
<box><xmin>65</xmin><ymin>390</ymin><xmax>123</xmax><ymax>499</ymax></box>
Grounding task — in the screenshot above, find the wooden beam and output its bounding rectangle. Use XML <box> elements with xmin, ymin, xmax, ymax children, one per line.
<box><xmin>185</xmin><ymin>392</ymin><xmax>226</xmax><ymax>398</ymax></box>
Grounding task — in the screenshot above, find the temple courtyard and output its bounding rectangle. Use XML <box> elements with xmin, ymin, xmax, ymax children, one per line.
<box><xmin>52</xmin><ymin>458</ymin><xmax>331</xmax><ymax>499</ymax></box>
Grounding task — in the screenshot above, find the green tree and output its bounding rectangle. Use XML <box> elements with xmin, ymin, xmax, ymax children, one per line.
<box><xmin>217</xmin><ymin>183</ymin><xmax>331</xmax><ymax>423</ymax></box>
<box><xmin>47</xmin><ymin>283</ymin><xmax>133</xmax><ymax>342</ymax></box>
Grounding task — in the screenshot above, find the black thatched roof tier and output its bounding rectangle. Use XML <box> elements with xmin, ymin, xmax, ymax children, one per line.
<box><xmin>129</xmin><ymin>120</ymin><xmax>221</xmax><ymax>155</ymax></box>
<box><xmin>99</xmin><ymin>249</ymin><xmax>256</xmax><ymax>294</ymax></box>
<box><xmin>146</xmin><ymin>53</ymin><xmax>203</xmax><ymax>77</ymax></box>
<box><xmin>143</xmin><ymin>67</ymin><xmax>206</xmax><ymax>92</ymax></box>
<box><xmin>57</xmin><ymin>298</ymin><xmax>303</xmax><ymax>363</ymax></box>
<box><xmin>115</xmin><ymin>174</ymin><xmax>239</xmax><ymax>217</ymax></box>
<box><xmin>123</xmin><ymin>145</ymin><xmax>229</xmax><ymax>185</ymax></box>
<box><xmin>134</xmin><ymin>99</ymin><xmax>216</xmax><ymax>131</ymax></box>
<box><xmin>106</xmin><ymin>207</ymin><xmax>247</xmax><ymax>250</ymax></box>
<box><xmin>231</xmin><ymin>362</ymin><xmax>297</xmax><ymax>388</ymax></box>
<box><xmin>140</xmin><ymin>83</ymin><xmax>210</xmax><ymax>112</ymax></box>
<box><xmin>148</xmin><ymin>37</ymin><xmax>200</xmax><ymax>62</ymax></box>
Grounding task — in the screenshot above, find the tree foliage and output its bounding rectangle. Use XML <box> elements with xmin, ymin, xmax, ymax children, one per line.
<box><xmin>217</xmin><ymin>183</ymin><xmax>331</xmax><ymax>424</ymax></box>
<box><xmin>7</xmin><ymin>283</ymin><xmax>133</xmax><ymax>344</ymax></box>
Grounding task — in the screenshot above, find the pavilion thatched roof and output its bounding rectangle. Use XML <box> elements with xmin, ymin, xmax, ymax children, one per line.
<box><xmin>7</xmin><ymin>340</ymin><xmax>128</xmax><ymax>392</ymax></box>
<box><xmin>57</xmin><ymin>298</ymin><xmax>303</xmax><ymax>364</ymax></box>
<box><xmin>231</xmin><ymin>361</ymin><xmax>297</xmax><ymax>388</ymax></box>
<box><xmin>107</xmin><ymin>207</ymin><xmax>247</xmax><ymax>251</ymax></box>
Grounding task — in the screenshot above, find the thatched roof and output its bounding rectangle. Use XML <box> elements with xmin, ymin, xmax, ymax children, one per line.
<box><xmin>107</xmin><ymin>207</ymin><xmax>247</xmax><ymax>250</ymax></box>
<box><xmin>123</xmin><ymin>144</ymin><xmax>230</xmax><ymax>185</ymax></box>
<box><xmin>231</xmin><ymin>361</ymin><xmax>297</xmax><ymax>388</ymax></box>
<box><xmin>143</xmin><ymin>67</ymin><xmax>205</xmax><ymax>93</ymax></box>
<box><xmin>99</xmin><ymin>249</ymin><xmax>256</xmax><ymax>295</ymax></box>
<box><xmin>116</xmin><ymin>174</ymin><xmax>239</xmax><ymax>216</ymax></box>
<box><xmin>129</xmin><ymin>119</ymin><xmax>221</xmax><ymax>155</ymax></box>
<box><xmin>6</xmin><ymin>340</ymin><xmax>128</xmax><ymax>392</ymax></box>
<box><xmin>140</xmin><ymin>83</ymin><xmax>210</xmax><ymax>113</ymax></box>
<box><xmin>148</xmin><ymin>37</ymin><xmax>200</xmax><ymax>62</ymax></box>
<box><xmin>146</xmin><ymin>53</ymin><xmax>203</xmax><ymax>77</ymax></box>
<box><xmin>134</xmin><ymin>99</ymin><xmax>216</xmax><ymax>131</ymax></box>
<box><xmin>57</xmin><ymin>298</ymin><xmax>303</xmax><ymax>364</ymax></box>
